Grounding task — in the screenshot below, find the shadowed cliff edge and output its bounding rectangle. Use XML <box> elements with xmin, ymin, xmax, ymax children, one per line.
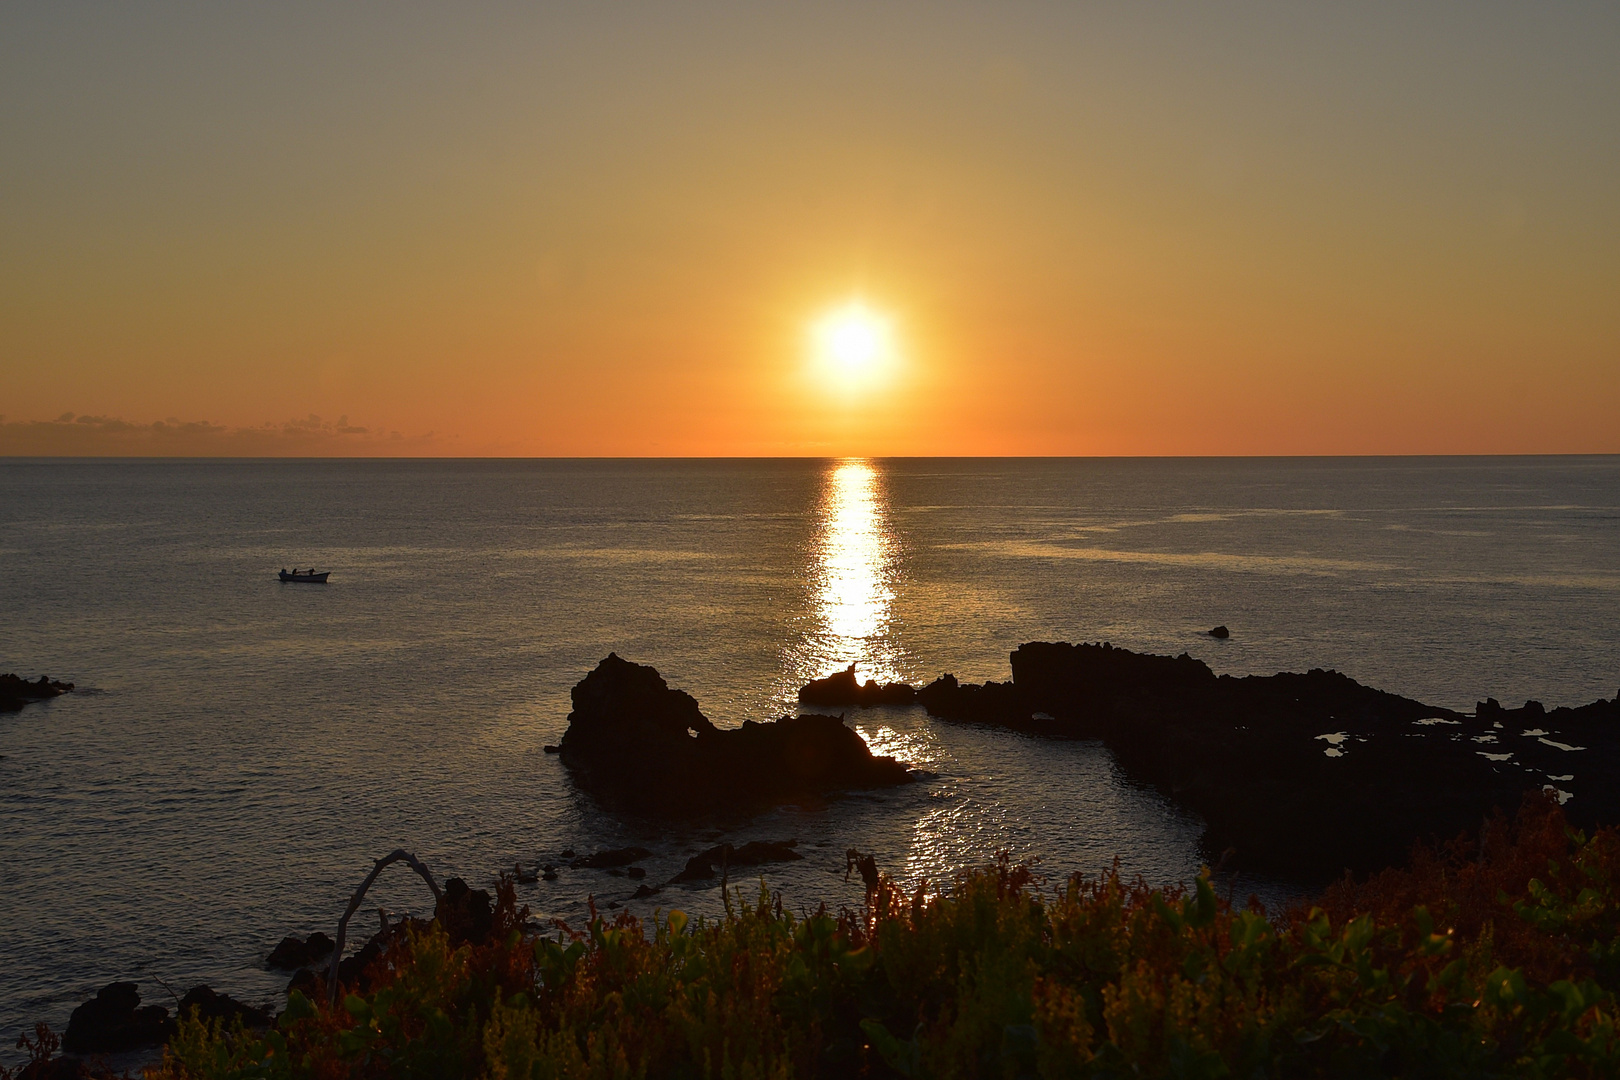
<box><xmin>801</xmin><ymin>642</ymin><xmax>1620</xmax><ymax>881</ymax></box>
<box><xmin>557</xmin><ymin>653</ymin><xmax>913</xmax><ymax>809</ymax></box>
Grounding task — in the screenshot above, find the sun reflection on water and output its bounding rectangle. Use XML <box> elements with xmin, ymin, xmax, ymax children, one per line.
<box><xmin>804</xmin><ymin>459</ymin><xmax>903</xmax><ymax>686</ymax></box>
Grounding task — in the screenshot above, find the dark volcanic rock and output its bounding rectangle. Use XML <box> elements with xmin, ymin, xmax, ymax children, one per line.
<box><xmin>62</xmin><ymin>982</ymin><xmax>174</xmax><ymax>1053</ymax></box>
<box><xmin>17</xmin><ymin>1058</ymin><xmax>91</xmax><ymax>1080</ymax></box>
<box><xmin>571</xmin><ymin>846</ymin><xmax>652</xmax><ymax>869</ymax></box>
<box><xmin>918</xmin><ymin>641</ymin><xmax>1620</xmax><ymax>880</ymax></box>
<box><xmin>177</xmin><ymin>986</ymin><xmax>274</xmax><ymax>1029</ymax></box>
<box><xmin>333</xmin><ymin>939</ymin><xmax>384</xmax><ymax>990</ymax></box>
<box><xmin>266</xmin><ymin>931</ymin><xmax>335</xmax><ymax>970</ymax></box>
<box><xmin>1208</xmin><ymin>625</ymin><xmax>1230</xmax><ymax>639</ymax></box>
<box><xmin>435</xmin><ymin>878</ymin><xmax>493</xmax><ymax>945</ymax></box>
<box><xmin>285</xmin><ymin>968</ymin><xmax>319</xmax><ymax>999</ymax></box>
<box><xmin>558</xmin><ymin>654</ymin><xmax>912</xmax><ymax>809</ymax></box>
<box><xmin>672</xmin><ymin>839</ymin><xmax>803</xmax><ymax>883</ymax></box>
<box><xmin>0</xmin><ymin>674</ymin><xmax>73</xmax><ymax>713</ymax></box>
<box><xmin>798</xmin><ymin>664</ymin><xmax>918</xmax><ymax>708</ymax></box>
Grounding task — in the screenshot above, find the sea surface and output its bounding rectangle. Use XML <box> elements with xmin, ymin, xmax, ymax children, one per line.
<box><xmin>2</xmin><ymin>456</ymin><xmax>1618</xmax><ymax>1049</ymax></box>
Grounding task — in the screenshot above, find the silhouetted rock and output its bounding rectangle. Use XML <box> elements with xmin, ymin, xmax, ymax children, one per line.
<box><xmin>0</xmin><ymin>674</ymin><xmax>73</xmax><ymax>713</ymax></box>
<box><xmin>17</xmin><ymin>1058</ymin><xmax>91</xmax><ymax>1080</ymax></box>
<box><xmin>558</xmin><ymin>654</ymin><xmax>912</xmax><ymax>809</ymax></box>
<box><xmin>918</xmin><ymin>640</ymin><xmax>1620</xmax><ymax>881</ymax></box>
<box><xmin>1208</xmin><ymin>625</ymin><xmax>1230</xmax><ymax>639</ymax></box>
<box><xmin>285</xmin><ymin>968</ymin><xmax>319</xmax><ymax>999</ymax></box>
<box><xmin>334</xmin><ymin>938</ymin><xmax>384</xmax><ymax>989</ymax></box>
<box><xmin>671</xmin><ymin>839</ymin><xmax>803</xmax><ymax>883</ymax></box>
<box><xmin>177</xmin><ymin>986</ymin><xmax>274</xmax><ymax>1029</ymax></box>
<box><xmin>266</xmin><ymin>932</ymin><xmax>335</xmax><ymax>970</ymax></box>
<box><xmin>798</xmin><ymin>664</ymin><xmax>917</xmax><ymax>708</ymax></box>
<box><xmin>435</xmin><ymin>878</ymin><xmax>493</xmax><ymax>945</ymax></box>
<box><xmin>570</xmin><ymin>847</ymin><xmax>652</xmax><ymax>869</ymax></box>
<box><xmin>62</xmin><ymin>982</ymin><xmax>174</xmax><ymax>1053</ymax></box>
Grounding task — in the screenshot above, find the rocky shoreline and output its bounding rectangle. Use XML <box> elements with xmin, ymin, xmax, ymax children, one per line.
<box><xmin>16</xmin><ymin>645</ymin><xmax>1617</xmax><ymax>1072</ymax></box>
<box><xmin>801</xmin><ymin>641</ymin><xmax>1620</xmax><ymax>879</ymax></box>
<box><xmin>555</xmin><ymin>653</ymin><xmax>913</xmax><ymax>809</ymax></box>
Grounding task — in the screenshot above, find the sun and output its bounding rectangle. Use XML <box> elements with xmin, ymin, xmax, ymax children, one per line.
<box><xmin>809</xmin><ymin>301</ymin><xmax>896</xmax><ymax>389</ymax></box>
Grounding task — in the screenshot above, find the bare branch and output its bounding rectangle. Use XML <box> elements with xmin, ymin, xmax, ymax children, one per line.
<box><xmin>326</xmin><ymin>849</ymin><xmax>441</xmax><ymax>1005</ymax></box>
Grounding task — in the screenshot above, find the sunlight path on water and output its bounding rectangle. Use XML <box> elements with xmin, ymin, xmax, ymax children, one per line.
<box><xmin>803</xmin><ymin>459</ymin><xmax>904</xmax><ymax>685</ymax></box>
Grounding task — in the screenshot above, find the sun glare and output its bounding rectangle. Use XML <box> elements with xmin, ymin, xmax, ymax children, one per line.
<box><xmin>809</xmin><ymin>302</ymin><xmax>896</xmax><ymax>390</ymax></box>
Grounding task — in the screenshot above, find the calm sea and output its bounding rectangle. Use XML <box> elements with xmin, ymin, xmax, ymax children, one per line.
<box><xmin>2</xmin><ymin>457</ymin><xmax>1618</xmax><ymax>1046</ymax></box>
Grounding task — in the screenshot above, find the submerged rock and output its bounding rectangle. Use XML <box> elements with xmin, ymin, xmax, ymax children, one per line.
<box><xmin>558</xmin><ymin>654</ymin><xmax>912</xmax><ymax>809</ymax></box>
<box><xmin>570</xmin><ymin>847</ymin><xmax>652</xmax><ymax>869</ymax></box>
<box><xmin>916</xmin><ymin>640</ymin><xmax>1620</xmax><ymax>880</ymax></box>
<box><xmin>62</xmin><ymin>982</ymin><xmax>173</xmax><ymax>1053</ymax></box>
<box><xmin>671</xmin><ymin>839</ymin><xmax>804</xmax><ymax>883</ymax></box>
<box><xmin>0</xmin><ymin>674</ymin><xmax>73</xmax><ymax>713</ymax></box>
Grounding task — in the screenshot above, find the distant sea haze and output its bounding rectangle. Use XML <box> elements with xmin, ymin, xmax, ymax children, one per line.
<box><xmin>1</xmin><ymin>456</ymin><xmax>1617</xmax><ymax>1047</ymax></box>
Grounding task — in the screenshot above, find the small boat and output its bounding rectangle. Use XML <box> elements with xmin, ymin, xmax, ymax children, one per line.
<box><xmin>278</xmin><ymin>569</ymin><xmax>330</xmax><ymax>584</ymax></box>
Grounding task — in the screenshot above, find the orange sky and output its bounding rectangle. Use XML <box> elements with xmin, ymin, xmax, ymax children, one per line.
<box><xmin>2</xmin><ymin>4</ymin><xmax>1617</xmax><ymax>456</ymax></box>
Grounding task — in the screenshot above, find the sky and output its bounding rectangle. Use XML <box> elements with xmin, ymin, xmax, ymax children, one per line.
<box><xmin>2</xmin><ymin>2</ymin><xmax>1617</xmax><ymax>456</ymax></box>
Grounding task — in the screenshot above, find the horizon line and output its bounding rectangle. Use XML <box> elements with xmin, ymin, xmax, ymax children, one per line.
<box><xmin>4</xmin><ymin>453</ymin><xmax>1619</xmax><ymax>463</ymax></box>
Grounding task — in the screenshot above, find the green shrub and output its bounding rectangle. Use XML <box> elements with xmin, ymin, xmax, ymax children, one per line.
<box><xmin>120</xmin><ymin>795</ymin><xmax>1620</xmax><ymax>1078</ymax></box>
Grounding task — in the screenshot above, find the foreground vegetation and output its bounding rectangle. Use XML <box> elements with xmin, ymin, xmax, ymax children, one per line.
<box><xmin>19</xmin><ymin>794</ymin><xmax>1620</xmax><ymax>1079</ymax></box>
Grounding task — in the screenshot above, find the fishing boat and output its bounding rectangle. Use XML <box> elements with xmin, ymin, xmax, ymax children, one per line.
<box><xmin>278</xmin><ymin>569</ymin><xmax>330</xmax><ymax>584</ymax></box>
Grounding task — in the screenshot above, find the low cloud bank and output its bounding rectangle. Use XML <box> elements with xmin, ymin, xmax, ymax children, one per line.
<box><xmin>0</xmin><ymin>413</ymin><xmax>436</xmax><ymax>457</ymax></box>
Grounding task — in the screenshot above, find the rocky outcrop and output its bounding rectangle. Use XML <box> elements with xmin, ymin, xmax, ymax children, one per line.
<box><xmin>558</xmin><ymin>654</ymin><xmax>912</xmax><ymax>809</ymax></box>
<box><xmin>570</xmin><ymin>847</ymin><xmax>652</xmax><ymax>869</ymax></box>
<box><xmin>57</xmin><ymin>982</ymin><xmax>274</xmax><ymax>1056</ymax></box>
<box><xmin>671</xmin><ymin>839</ymin><xmax>803</xmax><ymax>883</ymax></box>
<box><xmin>266</xmin><ymin>932</ymin><xmax>335</xmax><ymax>970</ymax></box>
<box><xmin>904</xmin><ymin>641</ymin><xmax>1620</xmax><ymax>880</ymax></box>
<box><xmin>0</xmin><ymin>674</ymin><xmax>73</xmax><ymax>713</ymax></box>
<box><xmin>61</xmin><ymin>983</ymin><xmax>174</xmax><ymax>1053</ymax></box>
<box><xmin>176</xmin><ymin>986</ymin><xmax>274</xmax><ymax>1030</ymax></box>
<box><xmin>798</xmin><ymin>665</ymin><xmax>918</xmax><ymax>708</ymax></box>
<box><xmin>434</xmin><ymin>877</ymin><xmax>494</xmax><ymax>946</ymax></box>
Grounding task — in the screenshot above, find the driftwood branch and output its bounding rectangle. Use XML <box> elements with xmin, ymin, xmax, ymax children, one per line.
<box><xmin>327</xmin><ymin>849</ymin><xmax>442</xmax><ymax>1005</ymax></box>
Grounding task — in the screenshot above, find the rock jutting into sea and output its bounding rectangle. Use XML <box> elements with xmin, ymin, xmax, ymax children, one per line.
<box><xmin>557</xmin><ymin>653</ymin><xmax>912</xmax><ymax>809</ymax></box>
<box><xmin>0</xmin><ymin>673</ymin><xmax>73</xmax><ymax>712</ymax></box>
<box><xmin>799</xmin><ymin>641</ymin><xmax>1620</xmax><ymax>880</ymax></box>
<box><xmin>797</xmin><ymin>664</ymin><xmax>918</xmax><ymax>708</ymax></box>
<box><xmin>60</xmin><ymin>983</ymin><xmax>271</xmax><ymax>1055</ymax></box>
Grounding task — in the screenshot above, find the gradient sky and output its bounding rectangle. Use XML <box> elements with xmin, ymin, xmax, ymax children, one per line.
<box><xmin>2</xmin><ymin>2</ymin><xmax>1617</xmax><ymax>456</ymax></box>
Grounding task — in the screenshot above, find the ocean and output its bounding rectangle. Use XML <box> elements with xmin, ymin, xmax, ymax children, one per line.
<box><xmin>2</xmin><ymin>456</ymin><xmax>1617</xmax><ymax>1047</ymax></box>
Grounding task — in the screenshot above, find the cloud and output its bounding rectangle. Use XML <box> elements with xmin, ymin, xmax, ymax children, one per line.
<box><xmin>0</xmin><ymin>413</ymin><xmax>437</xmax><ymax>457</ymax></box>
